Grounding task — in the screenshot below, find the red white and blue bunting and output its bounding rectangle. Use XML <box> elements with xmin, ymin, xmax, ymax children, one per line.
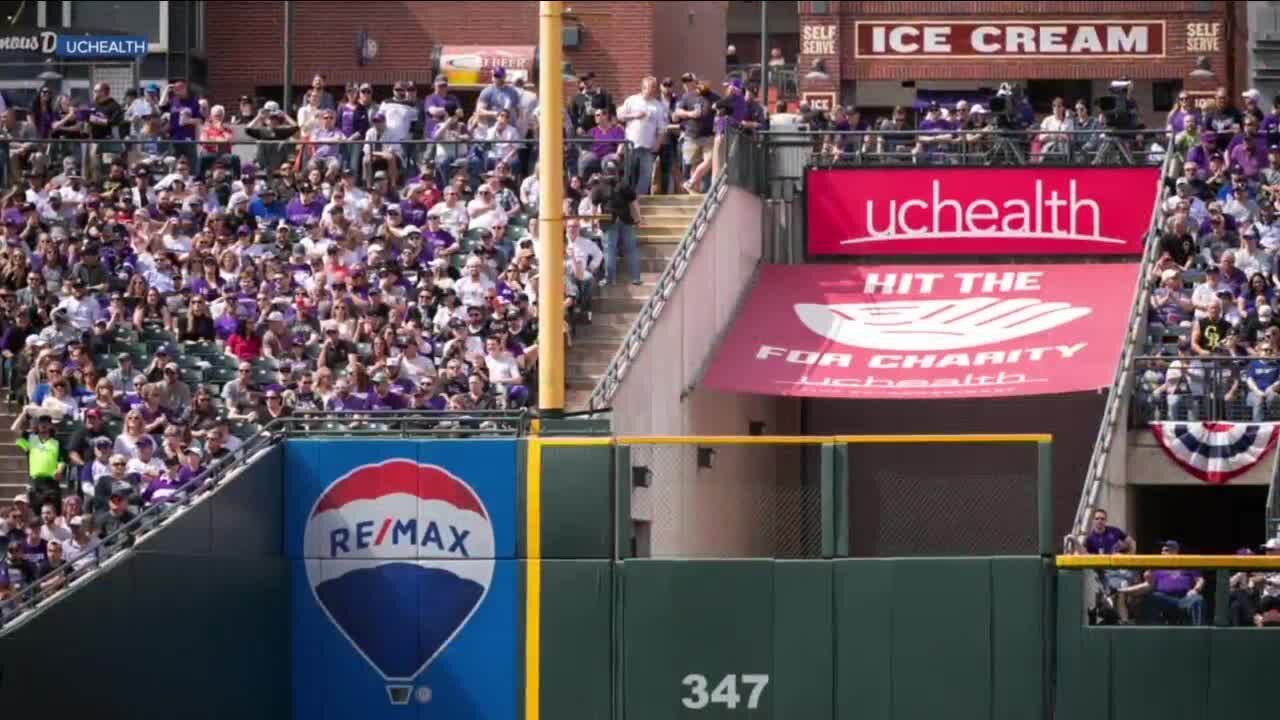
<box><xmin>1150</xmin><ymin>422</ymin><xmax>1280</xmax><ymax>484</ymax></box>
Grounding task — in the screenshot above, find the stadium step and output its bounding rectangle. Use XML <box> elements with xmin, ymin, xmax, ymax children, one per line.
<box><xmin>565</xmin><ymin>194</ymin><xmax>702</xmax><ymax>411</ymax></box>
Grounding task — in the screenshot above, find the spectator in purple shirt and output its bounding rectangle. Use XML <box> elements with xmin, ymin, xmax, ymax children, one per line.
<box><xmin>1078</xmin><ymin>508</ymin><xmax>1139</xmax><ymax>623</ymax></box>
<box><xmin>1185</xmin><ymin>132</ymin><xmax>1217</xmax><ymax>179</ymax></box>
<box><xmin>579</xmin><ymin>109</ymin><xmax>625</xmax><ymax>178</ymax></box>
<box><xmin>325</xmin><ymin>378</ymin><xmax>366</xmax><ymax>411</ymax></box>
<box><xmin>367</xmin><ymin>373</ymin><xmax>407</xmax><ymax>411</ymax></box>
<box><xmin>286</xmin><ymin>184</ymin><xmax>326</xmax><ymax>227</ymax></box>
<box><xmin>308</xmin><ymin>108</ymin><xmax>345</xmax><ymax>180</ymax></box>
<box><xmin>175</xmin><ymin>446</ymin><xmax>206</xmax><ymax>486</ymax></box>
<box><xmin>337</xmin><ymin>83</ymin><xmax>372</xmax><ymax>182</ymax></box>
<box><xmin>1120</xmin><ymin>540</ymin><xmax>1205</xmax><ymax>625</ymax></box>
<box><xmin>422</xmin><ymin>75</ymin><xmax>461</xmax><ymax>142</ymax></box>
<box><xmin>162</xmin><ymin>79</ymin><xmax>203</xmax><ymax>168</ymax></box>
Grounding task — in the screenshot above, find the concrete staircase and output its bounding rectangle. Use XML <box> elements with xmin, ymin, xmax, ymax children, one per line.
<box><xmin>565</xmin><ymin>193</ymin><xmax>704</xmax><ymax>411</ymax></box>
<box><xmin>0</xmin><ymin>413</ymin><xmax>31</xmax><ymax>501</ymax></box>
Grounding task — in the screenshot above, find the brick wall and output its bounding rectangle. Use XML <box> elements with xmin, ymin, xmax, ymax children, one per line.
<box><xmin>207</xmin><ymin>0</ymin><xmax>657</xmax><ymax>106</ymax></box>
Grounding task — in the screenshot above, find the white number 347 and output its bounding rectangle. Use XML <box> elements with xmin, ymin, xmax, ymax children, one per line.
<box><xmin>681</xmin><ymin>673</ymin><xmax>770</xmax><ymax>710</ymax></box>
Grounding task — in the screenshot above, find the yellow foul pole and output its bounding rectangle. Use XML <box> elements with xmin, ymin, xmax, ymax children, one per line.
<box><xmin>537</xmin><ymin>0</ymin><xmax>565</xmax><ymax>415</ymax></box>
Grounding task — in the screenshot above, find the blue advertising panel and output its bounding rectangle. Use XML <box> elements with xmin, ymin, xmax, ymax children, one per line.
<box><xmin>285</xmin><ymin>439</ymin><xmax>519</xmax><ymax>719</ymax></box>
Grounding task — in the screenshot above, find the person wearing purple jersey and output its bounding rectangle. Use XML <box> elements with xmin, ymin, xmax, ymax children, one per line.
<box><xmin>285</xmin><ymin>183</ymin><xmax>326</xmax><ymax>227</ymax></box>
<box><xmin>367</xmin><ymin>373</ymin><xmax>407</xmax><ymax>411</ymax></box>
<box><xmin>326</xmin><ymin>378</ymin><xmax>366</xmax><ymax>412</ymax></box>
<box><xmin>1077</xmin><ymin>508</ymin><xmax>1139</xmax><ymax>623</ymax></box>
<box><xmin>1120</xmin><ymin>540</ymin><xmax>1205</xmax><ymax>625</ymax></box>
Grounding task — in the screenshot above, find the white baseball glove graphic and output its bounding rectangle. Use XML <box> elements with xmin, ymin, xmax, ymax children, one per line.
<box><xmin>794</xmin><ymin>298</ymin><xmax>1092</xmax><ymax>351</ymax></box>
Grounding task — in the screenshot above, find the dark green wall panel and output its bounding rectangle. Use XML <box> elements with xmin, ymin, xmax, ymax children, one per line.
<box><xmin>622</xmin><ymin>560</ymin><xmax>775</xmax><ymax>720</ymax></box>
<box><xmin>890</xmin><ymin>559</ymin><xmax>992</xmax><ymax>720</ymax></box>
<box><xmin>772</xmin><ymin>561</ymin><xmax>833</xmax><ymax>720</ymax></box>
<box><xmin>990</xmin><ymin>558</ymin><xmax>1045</xmax><ymax>720</ymax></box>
<box><xmin>542</xmin><ymin>560</ymin><xmax>613</xmax><ymax>720</ymax></box>
<box><xmin>833</xmin><ymin>560</ymin><xmax>894</xmax><ymax>720</ymax></box>
<box><xmin>1207</xmin><ymin>630</ymin><xmax>1279</xmax><ymax>718</ymax></box>
<box><xmin>541</xmin><ymin>444</ymin><xmax>613</xmax><ymax>558</ymax></box>
<box><xmin>1109</xmin><ymin>630</ymin><xmax>1210</xmax><ymax>720</ymax></box>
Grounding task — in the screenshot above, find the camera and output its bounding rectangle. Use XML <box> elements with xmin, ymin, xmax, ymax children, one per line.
<box><xmin>1096</xmin><ymin>80</ymin><xmax>1137</xmax><ymax>130</ymax></box>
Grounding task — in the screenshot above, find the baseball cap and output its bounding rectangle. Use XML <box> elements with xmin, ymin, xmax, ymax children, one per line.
<box><xmin>727</xmin><ymin>77</ymin><xmax>743</xmax><ymax>90</ymax></box>
<box><xmin>262</xmin><ymin>100</ymin><xmax>281</xmax><ymax>114</ymax></box>
<box><xmin>13</xmin><ymin>493</ymin><xmax>28</xmax><ymax>504</ymax></box>
<box><xmin>184</xmin><ymin>446</ymin><xmax>203</xmax><ymax>458</ymax></box>
<box><xmin>434</xmin><ymin>74</ymin><xmax>449</xmax><ymax>85</ymax></box>
<box><xmin>1264</xmin><ymin>537</ymin><xmax>1280</xmax><ymax>551</ymax></box>
<box><xmin>68</xmin><ymin>515</ymin><xmax>84</xmax><ymax>527</ymax></box>
<box><xmin>1161</xmin><ymin>269</ymin><xmax>1179</xmax><ymax>281</ymax></box>
<box><xmin>85</xmin><ymin>408</ymin><xmax>103</xmax><ymax>420</ymax></box>
<box><xmin>1162</xmin><ymin>539</ymin><xmax>1181</xmax><ymax>551</ymax></box>
<box><xmin>267</xmin><ymin>311</ymin><xmax>285</xmax><ymax>322</ymax></box>
<box><xmin>492</xmin><ymin>67</ymin><xmax>507</xmax><ymax>80</ymax></box>
<box><xmin>1261</xmin><ymin>306</ymin><xmax>1274</xmax><ymax>316</ymax></box>
<box><xmin>681</xmin><ymin>72</ymin><xmax>696</xmax><ymax>83</ymax></box>
<box><xmin>165</xmin><ymin>361</ymin><xmax>179</xmax><ymax>371</ymax></box>
<box><xmin>94</xmin><ymin>436</ymin><xmax>113</xmax><ymax>448</ymax></box>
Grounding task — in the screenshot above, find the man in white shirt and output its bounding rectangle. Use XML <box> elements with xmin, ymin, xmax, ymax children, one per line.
<box><xmin>486</xmin><ymin>109</ymin><xmax>523</xmax><ymax>174</ymax></box>
<box><xmin>567</xmin><ymin>222</ymin><xmax>604</xmax><ymax>322</ymax></box>
<box><xmin>616</xmin><ymin>76</ymin><xmax>667</xmax><ymax>195</ymax></box>
<box><xmin>455</xmin><ymin>257</ymin><xmax>496</xmax><ymax>308</ymax></box>
<box><xmin>56</xmin><ymin>279</ymin><xmax>102</xmax><ymax>331</ymax></box>
<box><xmin>397</xmin><ymin>340</ymin><xmax>436</xmax><ymax>382</ymax></box>
<box><xmin>1036</xmin><ymin>97</ymin><xmax>1072</xmax><ymax>159</ymax></box>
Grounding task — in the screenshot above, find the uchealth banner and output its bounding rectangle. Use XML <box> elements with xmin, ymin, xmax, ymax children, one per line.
<box><xmin>806</xmin><ymin>167</ymin><xmax>1161</xmax><ymax>256</ymax></box>
<box><xmin>702</xmin><ymin>263</ymin><xmax>1137</xmax><ymax>400</ymax></box>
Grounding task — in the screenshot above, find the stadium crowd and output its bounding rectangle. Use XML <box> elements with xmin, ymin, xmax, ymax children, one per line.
<box><xmin>0</xmin><ymin>66</ymin><xmax>775</xmax><ymax>605</ymax></box>
<box><xmin>3</xmin><ymin>62</ymin><xmax>1274</xmax><ymax>623</ymax></box>
<box><xmin>1139</xmin><ymin>87</ymin><xmax>1280</xmax><ymax>423</ymax></box>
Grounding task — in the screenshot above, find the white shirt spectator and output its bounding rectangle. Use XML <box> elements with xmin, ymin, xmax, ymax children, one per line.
<box><xmin>520</xmin><ymin>175</ymin><xmax>539</xmax><ymax>214</ymax></box>
<box><xmin>127</xmin><ymin>456</ymin><xmax>164</xmax><ymax>478</ymax></box>
<box><xmin>619</xmin><ymin>93</ymin><xmax>667</xmax><ymax>151</ymax></box>
<box><xmin>569</xmin><ymin>234</ymin><xmax>604</xmax><ymax>277</ymax></box>
<box><xmin>1254</xmin><ymin>220</ymin><xmax>1280</xmax><ymax>252</ymax></box>
<box><xmin>466</xmin><ymin>196</ymin><xmax>508</xmax><ymax>233</ymax></box>
<box><xmin>398</xmin><ymin>351</ymin><xmax>436</xmax><ymax>381</ymax></box>
<box><xmin>486</xmin><ymin>351</ymin><xmax>522</xmax><ymax>384</ymax></box>
<box><xmin>126</xmin><ymin>97</ymin><xmax>154</xmax><ymax>135</ymax></box>
<box><xmin>455</xmin><ymin>273</ymin><xmax>495</xmax><ymax>308</ymax></box>
<box><xmin>428</xmin><ymin>202</ymin><xmax>469</xmax><ymax>238</ymax></box>
<box><xmin>516</xmin><ymin>87</ymin><xmax>539</xmax><ymax>136</ymax></box>
<box><xmin>40</xmin><ymin>522</ymin><xmax>71</xmax><ymax>545</ymax></box>
<box><xmin>1223</xmin><ymin>195</ymin><xmax>1259</xmax><ymax>225</ymax></box>
<box><xmin>486</xmin><ymin>122</ymin><xmax>522</xmax><ymax>161</ymax></box>
<box><xmin>56</xmin><ymin>294</ymin><xmax>103</xmax><ymax>331</ymax></box>
<box><xmin>378</xmin><ymin>100</ymin><xmax>418</xmax><ymax>144</ymax></box>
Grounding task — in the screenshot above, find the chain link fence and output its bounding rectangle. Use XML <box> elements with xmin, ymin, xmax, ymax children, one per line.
<box><xmin>626</xmin><ymin>442</ymin><xmax>823</xmax><ymax>559</ymax></box>
<box><xmin>847</xmin><ymin>442</ymin><xmax>1041</xmax><ymax>557</ymax></box>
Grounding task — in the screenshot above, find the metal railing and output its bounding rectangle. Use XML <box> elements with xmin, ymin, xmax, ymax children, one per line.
<box><xmin>585</xmin><ymin>136</ymin><xmax>739</xmax><ymax>412</ymax></box>
<box><xmin>1127</xmin><ymin>354</ymin><xmax>1280</xmax><ymax>424</ymax></box>
<box><xmin>1065</xmin><ymin>150</ymin><xmax>1179</xmax><ymax>550</ymax></box>
<box><xmin>762</xmin><ymin>128</ymin><xmax>1164</xmax><ymax>170</ymax></box>
<box><xmin>0</xmin><ymin>409</ymin><xmax>528</xmax><ymax>633</ymax></box>
<box><xmin>0</xmin><ymin>134</ymin><xmax>630</xmax><ymax>189</ymax></box>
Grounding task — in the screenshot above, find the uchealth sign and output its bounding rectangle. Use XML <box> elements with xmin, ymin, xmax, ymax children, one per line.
<box><xmin>701</xmin><ymin>263</ymin><xmax>1137</xmax><ymax>400</ymax></box>
<box><xmin>806</xmin><ymin>167</ymin><xmax>1161</xmax><ymax>256</ymax></box>
<box><xmin>853</xmin><ymin>21</ymin><xmax>1165</xmax><ymax>57</ymax></box>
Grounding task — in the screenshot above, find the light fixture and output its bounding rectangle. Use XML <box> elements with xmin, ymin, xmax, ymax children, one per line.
<box><xmin>1188</xmin><ymin>56</ymin><xmax>1215</xmax><ymax>80</ymax></box>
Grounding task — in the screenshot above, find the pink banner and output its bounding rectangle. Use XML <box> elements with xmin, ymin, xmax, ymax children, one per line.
<box><xmin>702</xmin><ymin>263</ymin><xmax>1137</xmax><ymax>400</ymax></box>
<box><xmin>806</xmin><ymin>167</ymin><xmax>1161</xmax><ymax>256</ymax></box>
